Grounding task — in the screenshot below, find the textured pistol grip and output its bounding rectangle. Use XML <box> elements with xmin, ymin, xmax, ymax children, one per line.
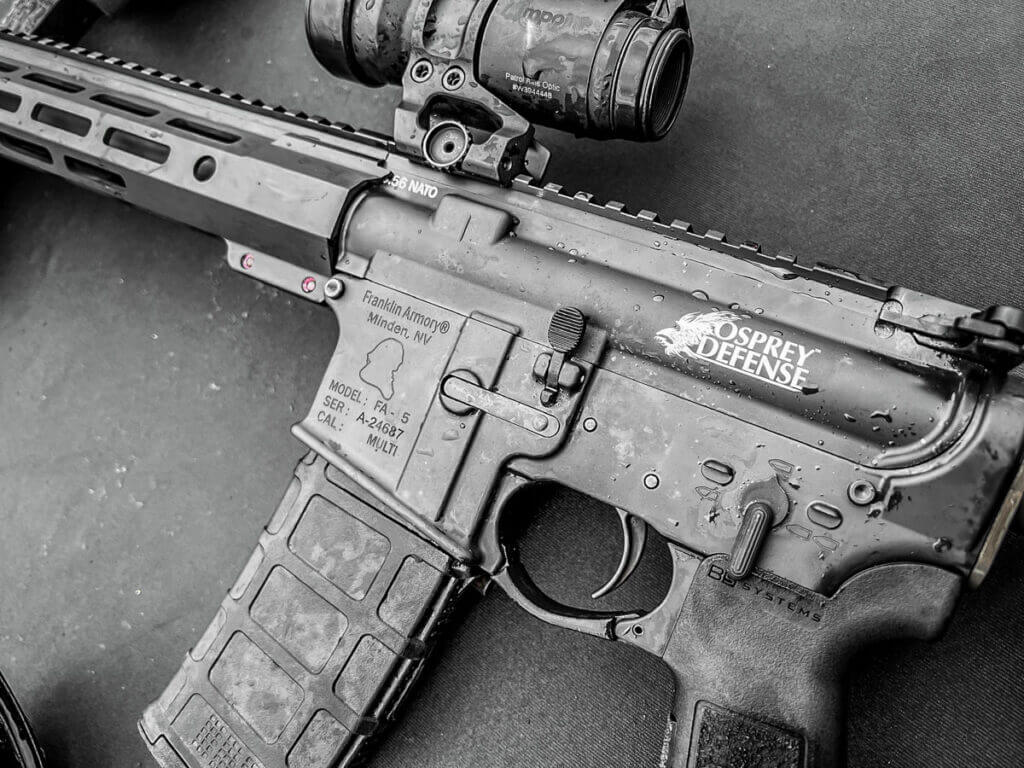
<box><xmin>139</xmin><ymin>452</ymin><xmax>470</xmax><ymax>768</ymax></box>
<box><xmin>661</xmin><ymin>557</ymin><xmax>962</xmax><ymax>768</ymax></box>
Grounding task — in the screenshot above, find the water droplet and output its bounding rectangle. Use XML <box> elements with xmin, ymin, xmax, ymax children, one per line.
<box><xmin>652</xmin><ymin>294</ymin><xmax>664</xmax><ymax>303</ymax></box>
<box><xmin>692</xmin><ymin>290</ymin><xmax>709</xmax><ymax>300</ymax></box>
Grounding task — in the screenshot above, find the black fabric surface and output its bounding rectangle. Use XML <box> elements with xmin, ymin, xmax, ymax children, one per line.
<box><xmin>0</xmin><ymin>0</ymin><xmax>1022</xmax><ymax>766</ymax></box>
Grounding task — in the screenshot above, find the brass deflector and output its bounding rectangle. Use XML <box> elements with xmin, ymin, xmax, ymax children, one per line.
<box><xmin>970</xmin><ymin>457</ymin><xmax>1024</xmax><ymax>588</ymax></box>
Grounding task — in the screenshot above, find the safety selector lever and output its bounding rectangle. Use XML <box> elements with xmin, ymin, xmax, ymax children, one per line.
<box><xmin>534</xmin><ymin>307</ymin><xmax>587</xmax><ymax>406</ymax></box>
<box><xmin>729</xmin><ymin>501</ymin><xmax>774</xmax><ymax>579</ymax></box>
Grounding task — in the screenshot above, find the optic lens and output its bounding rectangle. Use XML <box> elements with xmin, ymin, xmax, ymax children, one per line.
<box><xmin>608</xmin><ymin>18</ymin><xmax>693</xmax><ymax>141</ymax></box>
<box><xmin>642</xmin><ymin>28</ymin><xmax>691</xmax><ymax>139</ymax></box>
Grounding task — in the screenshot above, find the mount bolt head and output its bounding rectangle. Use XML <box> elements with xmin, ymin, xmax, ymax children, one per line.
<box><xmin>443</xmin><ymin>66</ymin><xmax>466</xmax><ymax>90</ymax></box>
<box><xmin>411</xmin><ymin>59</ymin><xmax>433</xmax><ymax>83</ymax></box>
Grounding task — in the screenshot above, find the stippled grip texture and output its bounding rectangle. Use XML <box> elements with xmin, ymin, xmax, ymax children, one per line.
<box><xmin>139</xmin><ymin>452</ymin><xmax>469</xmax><ymax>768</ymax></box>
<box><xmin>691</xmin><ymin>702</ymin><xmax>803</xmax><ymax>767</ymax></box>
<box><xmin>660</xmin><ymin>556</ymin><xmax>962</xmax><ymax>768</ymax></box>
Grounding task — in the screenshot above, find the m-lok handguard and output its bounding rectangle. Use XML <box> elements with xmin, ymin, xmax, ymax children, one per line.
<box><xmin>1</xmin><ymin>14</ymin><xmax>1023</xmax><ymax>767</ymax></box>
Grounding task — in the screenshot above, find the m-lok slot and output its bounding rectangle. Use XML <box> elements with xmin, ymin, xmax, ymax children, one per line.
<box><xmin>103</xmin><ymin>128</ymin><xmax>170</xmax><ymax>164</ymax></box>
<box><xmin>0</xmin><ymin>131</ymin><xmax>52</xmax><ymax>164</ymax></box>
<box><xmin>91</xmin><ymin>93</ymin><xmax>159</xmax><ymax>118</ymax></box>
<box><xmin>64</xmin><ymin>156</ymin><xmax>125</xmax><ymax>188</ymax></box>
<box><xmin>0</xmin><ymin>90</ymin><xmax>21</xmax><ymax>112</ymax></box>
<box><xmin>22</xmin><ymin>72</ymin><xmax>84</xmax><ymax>93</ymax></box>
<box><xmin>166</xmin><ymin>117</ymin><xmax>239</xmax><ymax>144</ymax></box>
<box><xmin>31</xmin><ymin>104</ymin><xmax>91</xmax><ymax>137</ymax></box>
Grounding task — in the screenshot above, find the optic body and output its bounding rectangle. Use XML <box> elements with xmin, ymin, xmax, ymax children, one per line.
<box><xmin>306</xmin><ymin>0</ymin><xmax>692</xmax><ymax>140</ymax></box>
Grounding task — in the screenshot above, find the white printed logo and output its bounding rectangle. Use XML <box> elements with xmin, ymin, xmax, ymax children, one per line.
<box><xmin>656</xmin><ymin>311</ymin><xmax>819</xmax><ymax>392</ymax></box>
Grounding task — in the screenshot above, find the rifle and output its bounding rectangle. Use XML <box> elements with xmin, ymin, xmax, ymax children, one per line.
<box><xmin>0</xmin><ymin>0</ymin><xmax>1022</xmax><ymax>764</ymax></box>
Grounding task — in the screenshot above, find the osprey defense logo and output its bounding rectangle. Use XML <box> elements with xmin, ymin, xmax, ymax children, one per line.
<box><xmin>656</xmin><ymin>311</ymin><xmax>819</xmax><ymax>392</ymax></box>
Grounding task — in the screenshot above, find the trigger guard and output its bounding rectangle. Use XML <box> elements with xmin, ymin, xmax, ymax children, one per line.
<box><xmin>492</xmin><ymin>544</ymin><xmax>644</xmax><ymax>640</ymax></box>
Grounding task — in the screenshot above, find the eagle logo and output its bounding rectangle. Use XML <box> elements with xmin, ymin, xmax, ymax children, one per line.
<box><xmin>655</xmin><ymin>311</ymin><xmax>745</xmax><ymax>358</ymax></box>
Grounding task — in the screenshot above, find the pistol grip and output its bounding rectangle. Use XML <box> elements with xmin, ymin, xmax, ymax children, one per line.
<box><xmin>139</xmin><ymin>452</ymin><xmax>471</xmax><ymax>768</ymax></box>
<box><xmin>660</xmin><ymin>557</ymin><xmax>962</xmax><ymax>768</ymax></box>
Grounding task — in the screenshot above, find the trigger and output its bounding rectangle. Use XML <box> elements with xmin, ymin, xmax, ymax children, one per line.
<box><xmin>591</xmin><ymin>509</ymin><xmax>648</xmax><ymax>599</ymax></box>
